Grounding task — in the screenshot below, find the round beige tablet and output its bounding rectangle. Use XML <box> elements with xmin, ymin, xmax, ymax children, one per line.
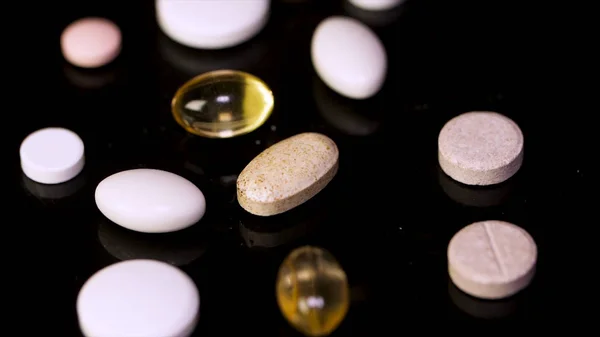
<box><xmin>438</xmin><ymin>111</ymin><xmax>524</xmax><ymax>186</ymax></box>
<box><xmin>61</xmin><ymin>17</ymin><xmax>121</xmax><ymax>68</ymax></box>
<box><xmin>448</xmin><ymin>220</ymin><xmax>537</xmax><ymax>300</ymax></box>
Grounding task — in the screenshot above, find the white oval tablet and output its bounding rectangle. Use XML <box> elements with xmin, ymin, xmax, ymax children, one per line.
<box><xmin>311</xmin><ymin>16</ymin><xmax>387</xmax><ymax>99</ymax></box>
<box><xmin>438</xmin><ymin>111</ymin><xmax>524</xmax><ymax>186</ymax></box>
<box><xmin>156</xmin><ymin>0</ymin><xmax>270</xmax><ymax>49</ymax></box>
<box><xmin>77</xmin><ymin>259</ymin><xmax>199</xmax><ymax>337</ymax></box>
<box><xmin>95</xmin><ymin>169</ymin><xmax>206</xmax><ymax>233</ymax></box>
<box><xmin>448</xmin><ymin>220</ymin><xmax>537</xmax><ymax>300</ymax></box>
<box><xmin>348</xmin><ymin>0</ymin><xmax>404</xmax><ymax>11</ymax></box>
<box><xmin>20</xmin><ymin>127</ymin><xmax>85</xmax><ymax>184</ymax></box>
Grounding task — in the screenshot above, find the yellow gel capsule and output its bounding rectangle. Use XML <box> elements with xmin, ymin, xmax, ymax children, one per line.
<box><xmin>276</xmin><ymin>246</ymin><xmax>349</xmax><ymax>337</ymax></box>
<box><xmin>171</xmin><ymin>70</ymin><xmax>274</xmax><ymax>138</ymax></box>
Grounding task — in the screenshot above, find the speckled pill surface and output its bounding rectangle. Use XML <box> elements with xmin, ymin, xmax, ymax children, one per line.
<box><xmin>448</xmin><ymin>220</ymin><xmax>537</xmax><ymax>300</ymax></box>
<box><xmin>237</xmin><ymin>132</ymin><xmax>339</xmax><ymax>216</ymax></box>
<box><xmin>438</xmin><ymin>111</ymin><xmax>524</xmax><ymax>186</ymax></box>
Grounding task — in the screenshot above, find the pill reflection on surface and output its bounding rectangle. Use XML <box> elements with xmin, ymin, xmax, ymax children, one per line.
<box><xmin>157</xmin><ymin>32</ymin><xmax>269</xmax><ymax>77</ymax></box>
<box><xmin>22</xmin><ymin>170</ymin><xmax>87</xmax><ymax>201</ymax></box>
<box><xmin>98</xmin><ymin>220</ymin><xmax>207</xmax><ymax>267</ymax></box>
<box><xmin>313</xmin><ymin>76</ymin><xmax>379</xmax><ymax>136</ymax></box>
<box><xmin>239</xmin><ymin>220</ymin><xmax>312</xmax><ymax>249</ymax></box>
<box><xmin>437</xmin><ymin>166</ymin><xmax>515</xmax><ymax>207</ymax></box>
<box><xmin>63</xmin><ymin>64</ymin><xmax>117</xmax><ymax>89</ymax></box>
<box><xmin>448</xmin><ymin>281</ymin><xmax>518</xmax><ymax>320</ymax></box>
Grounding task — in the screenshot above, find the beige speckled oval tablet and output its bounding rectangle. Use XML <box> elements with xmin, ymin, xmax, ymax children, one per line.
<box><xmin>237</xmin><ymin>132</ymin><xmax>339</xmax><ymax>216</ymax></box>
<box><xmin>448</xmin><ymin>220</ymin><xmax>537</xmax><ymax>300</ymax></box>
<box><xmin>438</xmin><ymin>111</ymin><xmax>524</xmax><ymax>186</ymax></box>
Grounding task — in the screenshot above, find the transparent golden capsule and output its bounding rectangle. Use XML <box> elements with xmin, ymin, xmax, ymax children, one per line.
<box><xmin>276</xmin><ymin>246</ymin><xmax>349</xmax><ymax>337</ymax></box>
<box><xmin>171</xmin><ymin>70</ymin><xmax>274</xmax><ymax>138</ymax></box>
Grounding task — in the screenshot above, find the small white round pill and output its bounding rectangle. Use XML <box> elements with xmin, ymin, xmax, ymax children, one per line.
<box><xmin>348</xmin><ymin>0</ymin><xmax>404</xmax><ymax>11</ymax></box>
<box><xmin>156</xmin><ymin>0</ymin><xmax>270</xmax><ymax>49</ymax></box>
<box><xmin>448</xmin><ymin>220</ymin><xmax>537</xmax><ymax>300</ymax></box>
<box><xmin>438</xmin><ymin>111</ymin><xmax>524</xmax><ymax>186</ymax></box>
<box><xmin>77</xmin><ymin>259</ymin><xmax>200</xmax><ymax>337</ymax></box>
<box><xmin>20</xmin><ymin>127</ymin><xmax>85</xmax><ymax>184</ymax></box>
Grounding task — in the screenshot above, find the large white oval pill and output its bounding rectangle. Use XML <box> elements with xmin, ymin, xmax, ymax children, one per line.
<box><xmin>237</xmin><ymin>132</ymin><xmax>339</xmax><ymax>216</ymax></box>
<box><xmin>95</xmin><ymin>169</ymin><xmax>206</xmax><ymax>233</ymax></box>
<box><xmin>448</xmin><ymin>220</ymin><xmax>537</xmax><ymax>300</ymax></box>
<box><xmin>438</xmin><ymin>111</ymin><xmax>524</xmax><ymax>186</ymax></box>
<box><xmin>311</xmin><ymin>16</ymin><xmax>387</xmax><ymax>99</ymax></box>
<box><xmin>77</xmin><ymin>259</ymin><xmax>199</xmax><ymax>337</ymax></box>
<box><xmin>156</xmin><ymin>0</ymin><xmax>270</xmax><ymax>49</ymax></box>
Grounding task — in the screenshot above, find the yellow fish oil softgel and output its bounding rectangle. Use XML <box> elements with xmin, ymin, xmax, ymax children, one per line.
<box><xmin>171</xmin><ymin>70</ymin><xmax>274</xmax><ymax>138</ymax></box>
<box><xmin>276</xmin><ymin>246</ymin><xmax>349</xmax><ymax>336</ymax></box>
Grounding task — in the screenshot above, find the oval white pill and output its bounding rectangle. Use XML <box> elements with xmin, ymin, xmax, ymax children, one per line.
<box><xmin>311</xmin><ymin>16</ymin><xmax>387</xmax><ymax>99</ymax></box>
<box><xmin>348</xmin><ymin>0</ymin><xmax>404</xmax><ymax>11</ymax></box>
<box><xmin>20</xmin><ymin>127</ymin><xmax>85</xmax><ymax>185</ymax></box>
<box><xmin>95</xmin><ymin>169</ymin><xmax>206</xmax><ymax>233</ymax></box>
<box><xmin>77</xmin><ymin>259</ymin><xmax>199</xmax><ymax>337</ymax></box>
<box><xmin>438</xmin><ymin>111</ymin><xmax>524</xmax><ymax>186</ymax></box>
<box><xmin>448</xmin><ymin>220</ymin><xmax>537</xmax><ymax>300</ymax></box>
<box><xmin>156</xmin><ymin>0</ymin><xmax>270</xmax><ymax>49</ymax></box>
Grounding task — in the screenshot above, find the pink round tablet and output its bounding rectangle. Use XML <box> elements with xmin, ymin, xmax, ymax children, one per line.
<box><xmin>61</xmin><ymin>17</ymin><xmax>121</xmax><ymax>68</ymax></box>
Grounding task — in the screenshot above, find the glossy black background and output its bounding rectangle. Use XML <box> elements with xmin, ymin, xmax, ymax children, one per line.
<box><xmin>8</xmin><ymin>0</ymin><xmax>586</xmax><ymax>335</ymax></box>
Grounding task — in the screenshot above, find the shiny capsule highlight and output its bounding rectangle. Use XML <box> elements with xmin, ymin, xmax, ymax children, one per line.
<box><xmin>171</xmin><ymin>70</ymin><xmax>274</xmax><ymax>138</ymax></box>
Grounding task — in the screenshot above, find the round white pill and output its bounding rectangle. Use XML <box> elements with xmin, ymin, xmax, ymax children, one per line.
<box><xmin>19</xmin><ymin>127</ymin><xmax>85</xmax><ymax>184</ymax></box>
<box><xmin>448</xmin><ymin>220</ymin><xmax>537</xmax><ymax>300</ymax></box>
<box><xmin>348</xmin><ymin>0</ymin><xmax>404</xmax><ymax>11</ymax></box>
<box><xmin>61</xmin><ymin>17</ymin><xmax>121</xmax><ymax>68</ymax></box>
<box><xmin>77</xmin><ymin>259</ymin><xmax>200</xmax><ymax>337</ymax></box>
<box><xmin>156</xmin><ymin>0</ymin><xmax>270</xmax><ymax>49</ymax></box>
<box><xmin>311</xmin><ymin>16</ymin><xmax>387</xmax><ymax>99</ymax></box>
<box><xmin>438</xmin><ymin>111</ymin><xmax>524</xmax><ymax>186</ymax></box>
<box><xmin>95</xmin><ymin>169</ymin><xmax>206</xmax><ymax>233</ymax></box>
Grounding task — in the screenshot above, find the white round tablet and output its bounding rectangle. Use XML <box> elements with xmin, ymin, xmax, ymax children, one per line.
<box><xmin>438</xmin><ymin>111</ymin><xmax>524</xmax><ymax>186</ymax></box>
<box><xmin>348</xmin><ymin>0</ymin><xmax>404</xmax><ymax>11</ymax></box>
<box><xmin>311</xmin><ymin>16</ymin><xmax>387</xmax><ymax>99</ymax></box>
<box><xmin>19</xmin><ymin>127</ymin><xmax>85</xmax><ymax>184</ymax></box>
<box><xmin>77</xmin><ymin>260</ymin><xmax>200</xmax><ymax>337</ymax></box>
<box><xmin>156</xmin><ymin>0</ymin><xmax>270</xmax><ymax>49</ymax></box>
<box><xmin>448</xmin><ymin>220</ymin><xmax>537</xmax><ymax>300</ymax></box>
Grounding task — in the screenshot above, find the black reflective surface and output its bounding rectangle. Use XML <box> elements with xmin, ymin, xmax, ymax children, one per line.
<box><xmin>10</xmin><ymin>0</ymin><xmax>585</xmax><ymax>334</ymax></box>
